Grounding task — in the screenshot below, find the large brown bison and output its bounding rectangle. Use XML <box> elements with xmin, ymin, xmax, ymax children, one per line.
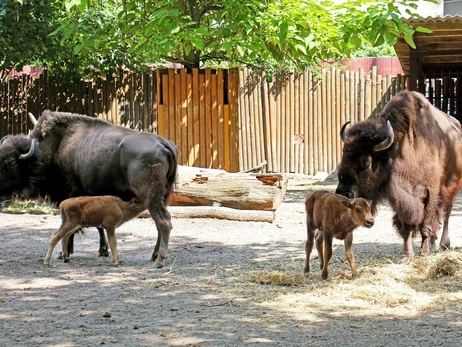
<box><xmin>335</xmin><ymin>90</ymin><xmax>462</xmax><ymax>259</ymax></box>
<box><xmin>0</xmin><ymin>111</ymin><xmax>178</xmax><ymax>267</ymax></box>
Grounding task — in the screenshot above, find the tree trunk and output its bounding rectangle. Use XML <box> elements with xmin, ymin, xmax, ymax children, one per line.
<box><xmin>169</xmin><ymin>166</ymin><xmax>288</xmax><ymax>211</ymax></box>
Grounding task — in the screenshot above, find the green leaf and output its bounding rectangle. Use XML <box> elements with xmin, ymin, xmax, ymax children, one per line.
<box><xmin>279</xmin><ymin>22</ymin><xmax>288</xmax><ymax>42</ymax></box>
<box><xmin>74</xmin><ymin>43</ymin><xmax>84</xmax><ymax>55</ymax></box>
<box><xmin>403</xmin><ymin>33</ymin><xmax>416</xmax><ymax>49</ymax></box>
<box><xmin>415</xmin><ymin>26</ymin><xmax>433</xmax><ymax>34</ymax></box>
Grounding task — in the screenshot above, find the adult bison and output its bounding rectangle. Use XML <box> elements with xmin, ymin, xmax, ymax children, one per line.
<box><xmin>335</xmin><ymin>90</ymin><xmax>462</xmax><ymax>259</ymax></box>
<box><xmin>0</xmin><ymin>110</ymin><xmax>178</xmax><ymax>267</ymax></box>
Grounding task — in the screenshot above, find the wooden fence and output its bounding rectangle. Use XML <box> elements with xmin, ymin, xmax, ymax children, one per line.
<box><xmin>0</xmin><ymin>67</ymin><xmax>407</xmax><ymax>175</ymax></box>
<box><xmin>240</xmin><ymin>67</ymin><xmax>408</xmax><ymax>174</ymax></box>
<box><xmin>156</xmin><ymin>68</ymin><xmax>240</xmax><ymax>172</ymax></box>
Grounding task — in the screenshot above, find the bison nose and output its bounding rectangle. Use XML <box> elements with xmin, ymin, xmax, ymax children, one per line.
<box><xmin>365</xmin><ymin>220</ymin><xmax>374</xmax><ymax>228</ymax></box>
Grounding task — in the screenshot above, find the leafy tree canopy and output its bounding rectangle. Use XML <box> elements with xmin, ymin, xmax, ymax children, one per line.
<box><xmin>3</xmin><ymin>0</ymin><xmax>435</xmax><ymax>79</ymax></box>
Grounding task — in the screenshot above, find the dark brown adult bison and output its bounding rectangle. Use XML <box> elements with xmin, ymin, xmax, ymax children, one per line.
<box><xmin>335</xmin><ymin>90</ymin><xmax>462</xmax><ymax>259</ymax></box>
<box><xmin>0</xmin><ymin>111</ymin><xmax>178</xmax><ymax>267</ymax></box>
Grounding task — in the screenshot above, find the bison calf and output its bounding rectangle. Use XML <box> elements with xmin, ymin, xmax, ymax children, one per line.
<box><xmin>44</xmin><ymin>196</ymin><xmax>145</xmax><ymax>266</ymax></box>
<box><xmin>304</xmin><ymin>190</ymin><xmax>374</xmax><ymax>280</ymax></box>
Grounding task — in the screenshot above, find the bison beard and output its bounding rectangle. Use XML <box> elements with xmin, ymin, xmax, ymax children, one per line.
<box><xmin>0</xmin><ymin>111</ymin><xmax>178</xmax><ymax>267</ymax></box>
<box><xmin>336</xmin><ymin>90</ymin><xmax>462</xmax><ymax>259</ymax></box>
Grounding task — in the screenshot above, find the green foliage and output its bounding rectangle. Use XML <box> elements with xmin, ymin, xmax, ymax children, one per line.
<box><xmin>3</xmin><ymin>200</ymin><xmax>56</xmax><ymax>215</ymax></box>
<box><xmin>1</xmin><ymin>0</ymin><xmax>433</xmax><ymax>79</ymax></box>
<box><xmin>57</xmin><ymin>0</ymin><xmax>427</xmax><ymax>75</ymax></box>
<box><xmin>354</xmin><ymin>42</ymin><xmax>397</xmax><ymax>58</ymax></box>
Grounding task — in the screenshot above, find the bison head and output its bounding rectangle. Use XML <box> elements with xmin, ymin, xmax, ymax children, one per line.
<box><xmin>335</xmin><ymin>119</ymin><xmax>394</xmax><ymax>212</ymax></box>
<box><xmin>0</xmin><ymin>135</ymin><xmax>41</xmax><ymax>200</ymax></box>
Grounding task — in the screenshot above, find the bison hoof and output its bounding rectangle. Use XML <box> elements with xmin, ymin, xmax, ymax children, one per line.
<box><xmin>153</xmin><ymin>260</ymin><xmax>164</xmax><ymax>268</ymax></box>
<box><xmin>56</xmin><ymin>253</ymin><xmax>63</xmax><ymax>260</ymax></box>
<box><xmin>99</xmin><ymin>248</ymin><xmax>110</xmax><ymax>257</ymax></box>
<box><xmin>303</xmin><ymin>271</ymin><xmax>310</xmax><ymax>277</ymax></box>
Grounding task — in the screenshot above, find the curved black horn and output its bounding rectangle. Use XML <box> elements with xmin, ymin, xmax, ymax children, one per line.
<box><xmin>19</xmin><ymin>139</ymin><xmax>37</xmax><ymax>160</ymax></box>
<box><xmin>373</xmin><ymin>120</ymin><xmax>394</xmax><ymax>152</ymax></box>
<box><xmin>0</xmin><ymin>135</ymin><xmax>10</xmax><ymax>145</ymax></box>
<box><xmin>340</xmin><ymin>121</ymin><xmax>351</xmax><ymax>143</ymax></box>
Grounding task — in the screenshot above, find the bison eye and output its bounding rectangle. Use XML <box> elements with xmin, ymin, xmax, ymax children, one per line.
<box><xmin>360</xmin><ymin>158</ymin><xmax>370</xmax><ymax>170</ymax></box>
<box><xmin>355</xmin><ymin>209</ymin><xmax>361</xmax><ymax>213</ymax></box>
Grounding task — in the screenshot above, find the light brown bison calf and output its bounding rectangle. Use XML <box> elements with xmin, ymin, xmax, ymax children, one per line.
<box><xmin>44</xmin><ymin>196</ymin><xmax>145</xmax><ymax>266</ymax></box>
<box><xmin>304</xmin><ymin>190</ymin><xmax>374</xmax><ymax>280</ymax></box>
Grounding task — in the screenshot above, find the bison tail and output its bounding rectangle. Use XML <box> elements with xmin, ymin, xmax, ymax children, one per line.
<box><xmin>164</xmin><ymin>141</ymin><xmax>179</xmax><ymax>199</ymax></box>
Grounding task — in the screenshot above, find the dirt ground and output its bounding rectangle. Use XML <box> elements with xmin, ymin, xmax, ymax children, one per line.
<box><xmin>1</xmin><ymin>176</ymin><xmax>462</xmax><ymax>347</ymax></box>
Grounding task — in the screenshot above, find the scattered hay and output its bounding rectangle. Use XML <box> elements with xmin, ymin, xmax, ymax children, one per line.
<box><xmin>247</xmin><ymin>270</ymin><xmax>309</xmax><ymax>287</ymax></box>
<box><xmin>413</xmin><ymin>251</ymin><xmax>462</xmax><ymax>280</ymax></box>
<box><xmin>2</xmin><ymin>200</ymin><xmax>57</xmax><ymax>215</ymax></box>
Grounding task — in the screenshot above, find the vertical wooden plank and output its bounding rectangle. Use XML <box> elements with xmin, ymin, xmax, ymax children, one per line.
<box><xmin>293</xmin><ymin>72</ymin><xmax>300</xmax><ymax>173</ymax></box>
<box><xmin>180</xmin><ymin>69</ymin><xmax>188</xmax><ymax>166</ymax></box>
<box><xmin>192</xmin><ymin>68</ymin><xmax>200</xmax><ymax>166</ymax></box>
<box><xmin>187</xmin><ymin>71</ymin><xmax>194</xmax><ymax>166</ymax></box>
<box><xmin>335</xmin><ymin>69</ymin><xmax>342</xmax><ymax>167</ymax></box>
<box><xmin>326</xmin><ymin>69</ymin><xmax>332</xmax><ymax>173</ymax></box>
<box><xmin>211</xmin><ymin>72</ymin><xmax>219</xmax><ymax>169</ymax></box>
<box><xmin>156</xmin><ymin>70</ymin><xmax>163</xmax><ymax>137</ymax></box>
<box><xmin>174</xmin><ymin>71</ymin><xmax>182</xmax><ymax>161</ymax></box>
<box><xmin>316</xmin><ymin>77</ymin><xmax>322</xmax><ymax>173</ymax></box>
<box><xmin>161</xmin><ymin>72</ymin><xmax>169</xmax><ymax>138</ymax></box>
<box><xmin>365</xmin><ymin>75</ymin><xmax>371</xmax><ymax>119</ymax></box>
<box><xmin>205</xmin><ymin>69</ymin><xmax>212</xmax><ymax>168</ymax></box>
<box><xmin>269</xmin><ymin>77</ymin><xmax>278</xmax><ymax>173</ymax></box>
<box><xmin>307</xmin><ymin>70</ymin><xmax>314</xmax><ymax>175</ymax></box>
<box><xmin>199</xmin><ymin>71</ymin><xmax>206</xmax><ymax>168</ymax></box>
<box><xmin>262</xmin><ymin>73</ymin><xmax>273</xmax><ymax>173</ymax></box>
<box><xmin>275</xmin><ymin>76</ymin><xmax>282</xmax><ymax>173</ymax></box>
<box><xmin>371</xmin><ymin>66</ymin><xmax>377</xmax><ymax>118</ymax></box>
<box><xmin>280</xmin><ymin>76</ymin><xmax>287</xmax><ymax>172</ymax></box>
<box><xmin>217</xmin><ymin>69</ymin><xmax>225</xmax><ymax>170</ymax></box>
<box><xmin>228</xmin><ymin>68</ymin><xmax>240</xmax><ymax>172</ymax></box>
<box><xmin>238</xmin><ymin>69</ymin><xmax>247</xmax><ymax>171</ymax></box>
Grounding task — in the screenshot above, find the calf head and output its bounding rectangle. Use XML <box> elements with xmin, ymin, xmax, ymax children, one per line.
<box><xmin>344</xmin><ymin>198</ymin><xmax>375</xmax><ymax>228</ymax></box>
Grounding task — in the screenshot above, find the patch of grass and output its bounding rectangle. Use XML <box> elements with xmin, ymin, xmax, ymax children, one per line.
<box><xmin>2</xmin><ymin>200</ymin><xmax>57</xmax><ymax>215</ymax></box>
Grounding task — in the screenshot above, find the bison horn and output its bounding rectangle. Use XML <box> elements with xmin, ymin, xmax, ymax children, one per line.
<box><xmin>373</xmin><ymin>120</ymin><xmax>394</xmax><ymax>152</ymax></box>
<box><xmin>0</xmin><ymin>135</ymin><xmax>10</xmax><ymax>145</ymax></box>
<box><xmin>19</xmin><ymin>139</ymin><xmax>37</xmax><ymax>160</ymax></box>
<box><xmin>340</xmin><ymin>121</ymin><xmax>351</xmax><ymax>143</ymax></box>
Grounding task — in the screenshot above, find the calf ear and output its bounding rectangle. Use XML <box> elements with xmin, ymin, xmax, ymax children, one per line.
<box><xmin>342</xmin><ymin>200</ymin><xmax>352</xmax><ymax>209</ymax></box>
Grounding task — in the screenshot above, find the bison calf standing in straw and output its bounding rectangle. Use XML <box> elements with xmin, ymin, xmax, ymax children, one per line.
<box><xmin>44</xmin><ymin>196</ymin><xmax>145</xmax><ymax>266</ymax></box>
<box><xmin>304</xmin><ymin>190</ymin><xmax>374</xmax><ymax>280</ymax></box>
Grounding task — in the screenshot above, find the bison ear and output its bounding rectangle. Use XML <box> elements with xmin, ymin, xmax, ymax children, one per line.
<box><xmin>343</xmin><ymin>200</ymin><xmax>352</xmax><ymax>209</ymax></box>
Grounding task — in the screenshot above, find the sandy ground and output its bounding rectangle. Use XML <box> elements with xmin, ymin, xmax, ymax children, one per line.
<box><xmin>1</xmin><ymin>176</ymin><xmax>462</xmax><ymax>347</ymax></box>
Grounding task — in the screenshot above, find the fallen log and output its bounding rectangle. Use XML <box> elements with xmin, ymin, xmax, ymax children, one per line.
<box><xmin>139</xmin><ymin>206</ymin><xmax>275</xmax><ymax>223</ymax></box>
<box><xmin>169</xmin><ymin>166</ymin><xmax>288</xmax><ymax>211</ymax></box>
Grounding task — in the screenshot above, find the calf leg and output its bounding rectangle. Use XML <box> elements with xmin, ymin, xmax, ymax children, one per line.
<box><xmin>104</xmin><ymin>227</ymin><xmax>119</xmax><ymax>266</ymax></box>
<box><xmin>44</xmin><ymin>221</ymin><xmax>79</xmax><ymax>265</ymax></box>
<box><xmin>419</xmin><ymin>225</ymin><xmax>432</xmax><ymax>257</ymax></box>
<box><xmin>321</xmin><ymin>234</ymin><xmax>333</xmax><ymax>280</ymax></box>
<box><xmin>315</xmin><ymin>230</ymin><xmax>324</xmax><ymax>270</ymax></box>
<box><xmin>344</xmin><ymin>233</ymin><xmax>358</xmax><ymax>279</ymax></box>
<box><xmin>303</xmin><ymin>222</ymin><xmax>316</xmax><ymax>276</ymax></box>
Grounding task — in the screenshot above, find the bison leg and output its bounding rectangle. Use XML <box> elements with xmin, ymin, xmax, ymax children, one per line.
<box><xmin>419</xmin><ymin>226</ymin><xmax>432</xmax><ymax>257</ymax></box>
<box><xmin>401</xmin><ymin>226</ymin><xmax>415</xmax><ymax>261</ymax></box>
<box><xmin>97</xmin><ymin>227</ymin><xmax>110</xmax><ymax>257</ymax></box>
<box><xmin>315</xmin><ymin>230</ymin><xmax>324</xmax><ymax>271</ymax></box>
<box><xmin>321</xmin><ymin>234</ymin><xmax>333</xmax><ymax>280</ymax></box>
<box><xmin>149</xmin><ymin>206</ymin><xmax>172</xmax><ymax>268</ymax></box>
<box><xmin>440</xmin><ymin>206</ymin><xmax>452</xmax><ymax>251</ymax></box>
<box><xmin>303</xmin><ymin>222</ymin><xmax>316</xmax><ymax>277</ymax></box>
<box><xmin>344</xmin><ymin>233</ymin><xmax>358</xmax><ymax>279</ymax></box>
<box><xmin>57</xmin><ymin>232</ymin><xmax>76</xmax><ymax>259</ymax></box>
<box><xmin>104</xmin><ymin>227</ymin><xmax>120</xmax><ymax>266</ymax></box>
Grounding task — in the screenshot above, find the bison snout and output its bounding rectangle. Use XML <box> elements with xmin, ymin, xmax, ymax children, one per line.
<box><xmin>364</xmin><ymin>220</ymin><xmax>374</xmax><ymax>228</ymax></box>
